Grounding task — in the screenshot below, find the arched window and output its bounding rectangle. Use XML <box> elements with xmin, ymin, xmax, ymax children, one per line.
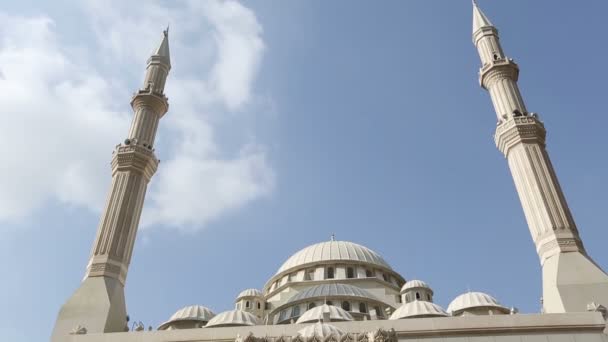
<box><xmin>347</xmin><ymin>267</ymin><xmax>355</xmax><ymax>278</ymax></box>
<box><xmin>415</xmin><ymin>292</ymin><xmax>420</xmax><ymax>300</ymax></box>
<box><xmin>359</xmin><ymin>303</ymin><xmax>367</xmax><ymax>313</ymax></box>
<box><xmin>365</xmin><ymin>269</ymin><xmax>373</xmax><ymax>277</ymax></box>
<box><xmin>308</xmin><ymin>302</ymin><xmax>316</xmax><ymax>310</ymax></box>
<box><xmin>327</xmin><ymin>267</ymin><xmax>334</xmax><ymax>279</ymax></box>
<box><xmin>246</xmin><ymin>301</ymin><xmax>250</xmax><ymax>308</ymax></box>
<box><xmin>374</xmin><ymin>306</ymin><xmax>383</xmax><ymax>318</ymax></box>
<box><xmin>427</xmin><ymin>294</ymin><xmax>431</xmax><ymax>301</ymax></box>
<box><xmin>341</xmin><ymin>301</ymin><xmax>351</xmax><ymax>311</ymax></box>
<box><xmin>257</xmin><ymin>302</ymin><xmax>261</xmax><ymax>309</ymax></box>
<box><xmin>292</xmin><ymin>305</ymin><xmax>301</xmax><ymax>317</ymax></box>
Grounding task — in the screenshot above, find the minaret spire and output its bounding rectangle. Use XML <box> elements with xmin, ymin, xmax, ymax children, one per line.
<box><xmin>52</xmin><ymin>30</ymin><xmax>172</xmax><ymax>340</ymax></box>
<box><xmin>472</xmin><ymin>0</ymin><xmax>493</xmax><ymax>34</ymax></box>
<box><xmin>472</xmin><ymin>3</ymin><xmax>608</xmax><ymax>313</ymax></box>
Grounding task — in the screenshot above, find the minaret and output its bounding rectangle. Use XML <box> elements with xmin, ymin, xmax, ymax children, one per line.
<box><xmin>52</xmin><ymin>29</ymin><xmax>171</xmax><ymax>340</ymax></box>
<box><xmin>472</xmin><ymin>2</ymin><xmax>608</xmax><ymax>313</ymax></box>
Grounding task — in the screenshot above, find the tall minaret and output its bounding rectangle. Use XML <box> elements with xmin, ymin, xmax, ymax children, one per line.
<box><xmin>52</xmin><ymin>29</ymin><xmax>171</xmax><ymax>340</ymax></box>
<box><xmin>472</xmin><ymin>2</ymin><xmax>608</xmax><ymax>313</ymax></box>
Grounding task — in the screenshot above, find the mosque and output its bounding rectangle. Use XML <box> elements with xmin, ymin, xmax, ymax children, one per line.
<box><xmin>51</xmin><ymin>3</ymin><xmax>608</xmax><ymax>342</ymax></box>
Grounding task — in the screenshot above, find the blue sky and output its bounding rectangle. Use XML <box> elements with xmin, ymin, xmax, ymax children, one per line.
<box><xmin>0</xmin><ymin>1</ymin><xmax>607</xmax><ymax>341</ymax></box>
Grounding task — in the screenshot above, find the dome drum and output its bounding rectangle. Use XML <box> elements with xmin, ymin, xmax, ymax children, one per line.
<box><xmin>271</xmin><ymin>284</ymin><xmax>391</xmax><ymax>324</ymax></box>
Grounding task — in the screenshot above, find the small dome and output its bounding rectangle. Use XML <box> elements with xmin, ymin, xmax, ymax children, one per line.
<box><xmin>401</xmin><ymin>280</ymin><xmax>432</xmax><ymax>294</ymax></box>
<box><xmin>205</xmin><ymin>310</ymin><xmax>261</xmax><ymax>328</ymax></box>
<box><xmin>158</xmin><ymin>305</ymin><xmax>216</xmax><ymax>330</ymax></box>
<box><xmin>286</xmin><ymin>283</ymin><xmax>379</xmax><ymax>305</ymax></box>
<box><xmin>447</xmin><ymin>292</ymin><xmax>509</xmax><ymax>315</ymax></box>
<box><xmin>296</xmin><ymin>304</ymin><xmax>354</xmax><ymax>324</ymax></box>
<box><xmin>236</xmin><ymin>288</ymin><xmax>263</xmax><ymax>300</ymax></box>
<box><xmin>389</xmin><ymin>301</ymin><xmax>447</xmax><ymax>319</ymax></box>
<box><xmin>297</xmin><ymin>322</ymin><xmax>345</xmax><ymax>338</ymax></box>
<box><xmin>276</xmin><ymin>240</ymin><xmax>392</xmax><ymax>275</ymax></box>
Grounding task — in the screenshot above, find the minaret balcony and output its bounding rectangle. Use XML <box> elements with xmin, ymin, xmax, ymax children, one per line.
<box><xmin>494</xmin><ymin>116</ymin><xmax>546</xmax><ymax>157</ymax></box>
<box><xmin>130</xmin><ymin>89</ymin><xmax>169</xmax><ymax>117</ymax></box>
<box><xmin>111</xmin><ymin>143</ymin><xmax>159</xmax><ymax>181</ymax></box>
<box><xmin>479</xmin><ymin>58</ymin><xmax>519</xmax><ymax>89</ymax></box>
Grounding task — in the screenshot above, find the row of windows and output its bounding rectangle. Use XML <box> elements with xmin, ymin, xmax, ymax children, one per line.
<box><xmin>236</xmin><ymin>300</ymin><xmax>262</xmax><ymax>310</ymax></box>
<box><xmin>270</xmin><ymin>266</ymin><xmax>402</xmax><ymax>291</ymax></box>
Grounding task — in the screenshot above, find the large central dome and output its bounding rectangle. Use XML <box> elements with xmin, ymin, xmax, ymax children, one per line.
<box><xmin>276</xmin><ymin>240</ymin><xmax>392</xmax><ymax>275</ymax></box>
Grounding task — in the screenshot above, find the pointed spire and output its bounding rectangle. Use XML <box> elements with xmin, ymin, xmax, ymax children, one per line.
<box><xmin>472</xmin><ymin>1</ymin><xmax>494</xmax><ymax>34</ymax></box>
<box><xmin>152</xmin><ymin>27</ymin><xmax>171</xmax><ymax>67</ymax></box>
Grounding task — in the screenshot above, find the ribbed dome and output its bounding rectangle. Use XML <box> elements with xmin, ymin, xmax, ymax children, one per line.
<box><xmin>205</xmin><ymin>310</ymin><xmax>261</xmax><ymax>328</ymax></box>
<box><xmin>389</xmin><ymin>301</ymin><xmax>447</xmax><ymax>319</ymax></box>
<box><xmin>286</xmin><ymin>283</ymin><xmax>379</xmax><ymax>305</ymax></box>
<box><xmin>237</xmin><ymin>288</ymin><xmax>263</xmax><ymax>300</ymax></box>
<box><xmin>447</xmin><ymin>292</ymin><xmax>509</xmax><ymax>315</ymax></box>
<box><xmin>296</xmin><ymin>304</ymin><xmax>354</xmax><ymax>324</ymax></box>
<box><xmin>276</xmin><ymin>240</ymin><xmax>392</xmax><ymax>275</ymax></box>
<box><xmin>297</xmin><ymin>322</ymin><xmax>345</xmax><ymax>338</ymax></box>
<box><xmin>158</xmin><ymin>305</ymin><xmax>216</xmax><ymax>330</ymax></box>
<box><xmin>401</xmin><ymin>280</ymin><xmax>431</xmax><ymax>293</ymax></box>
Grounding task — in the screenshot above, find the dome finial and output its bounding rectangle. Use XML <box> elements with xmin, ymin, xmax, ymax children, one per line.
<box><xmin>330</xmin><ymin>233</ymin><xmax>335</xmax><ymax>241</ymax></box>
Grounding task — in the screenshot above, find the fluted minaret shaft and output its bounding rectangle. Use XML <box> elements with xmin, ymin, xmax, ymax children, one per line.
<box><xmin>473</xmin><ymin>4</ymin><xmax>584</xmax><ymax>265</ymax></box>
<box><xmin>473</xmin><ymin>3</ymin><xmax>608</xmax><ymax>314</ymax></box>
<box><xmin>52</xmin><ymin>29</ymin><xmax>172</xmax><ymax>340</ymax></box>
<box><xmin>85</xmin><ymin>29</ymin><xmax>171</xmax><ymax>285</ymax></box>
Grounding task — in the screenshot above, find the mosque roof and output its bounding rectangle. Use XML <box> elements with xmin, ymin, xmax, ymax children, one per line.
<box><xmin>285</xmin><ymin>283</ymin><xmax>379</xmax><ymax>305</ymax></box>
<box><xmin>296</xmin><ymin>304</ymin><xmax>354</xmax><ymax>324</ymax></box>
<box><xmin>297</xmin><ymin>322</ymin><xmax>345</xmax><ymax>338</ymax></box>
<box><xmin>205</xmin><ymin>310</ymin><xmax>261</xmax><ymax>328</ymax></box>
<box><xmin>236</xmin><ymin>288</ymin><xmax>263</xmax><ymax>300</ymax></box>
<box><xmin>400</xmin><ymin>280</ymin><xmax>432</xmax><ymax>293</ymax></box>
<box><xmin>158</xmin><ymin>305</ymin><xmax>216</xmax><ymax>330</ymax></box>
<box><xmin>447</xmin><ymin>292</ymin><xmax>509</xmax><ymax>315</ymax></box>
<box><xmin>276</xmin><ymin>240</ymin><xmax>393</xmax><ymax>275</ymax></box>
<box><xmin>389</xmin><ymin>301</ymin><xmax>448</xmax><ymax>320</ymax></box>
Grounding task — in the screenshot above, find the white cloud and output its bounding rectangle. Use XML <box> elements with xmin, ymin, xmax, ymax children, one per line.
<box><xmin>0</xmin><ymin>1</ymin><xmax>275</xmax><ymax>230</ymax></box>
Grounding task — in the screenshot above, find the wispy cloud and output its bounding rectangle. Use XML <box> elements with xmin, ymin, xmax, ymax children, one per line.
<box><xmin>0</xmin><ymin>1</ymin><xmax>275</xmax><ymax>230</ymax></box>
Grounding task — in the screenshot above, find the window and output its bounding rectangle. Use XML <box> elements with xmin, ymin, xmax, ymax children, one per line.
<box><xmin>365</xmin><ymin>269</ymin><xmax>373</xmax><ymax>277</ymax></box>
<box><xmin>308</xmin><ymin>302</ymin><xmax>316</xmax><ymax>310</ymax></box>
<box><xmin>396</xmin><ymin>295</ymin><xmax>402</xmax><ymax>303</ymax></box>
<box><xmin>359</xmin><ymin>303</ymin><xmax>367</xmax><ymax>313</ymax></box>
<box><xmin>415</xmin><ymin>292</ymin><xmax>420</xmax><ymax>300</ymax></box>
<box><xmin>236</xmin><ymin>303</ymin><xmax>241</xmax><ymax>310</ymax></box>
<box><xmin>292</xmin><ymin>305</ymin><xmax>301</xmax><ymax>317</ymax></box>
<box><xmin>427</xmin><ymin>294</ymin><xmax>431</xmax><ymax>301</ymax></box>
<box><xmin>382</xmin><ymin>273</ymin><xmax>388</xmax><ymax>282</ymax></box>
<box><xmin>347</xmin><ymin>267</ymin><xmax>355</xmax><ymax>279</ymax></box>
<box><xmin>326</xmin><ymin>300</ymin><xmax>333</xmax><ymax>306</ymax></box>
<box><xmin>374</xmin><ymin>306</ymin><xmax>383</xmax><ymax>318</ymax></box>
<box><xmin>246</xmin><ymin>301</ymin><xmax>250</xmax><ymax>308</ymax></box>
<box><xmin>306</xmin><ymin>269</ymin><xmax>315</xmax><ymax>281</ymax></box>
<box><xmin>278</xmin><ymin>310</ymin><xmax>287</xmax><ymax>322</ymax></box>
<box><xmin>341</xmin><ymin>301</ymin><xmax>351</xmax><ymax>311</ymax></box>
<box><xmin>257</xmin><ymin>302</ymin><xmax>261</xmax><ymax>309</ymax></box>
<box><xmin>265</xmin><ymin>302</ymin><xmax>270</xmax><ymax>310</ymax></box>
<box><xmin>327</xmin><ymin>267</ymin><xmax>334</xmax><ymax>279</ymax></box>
